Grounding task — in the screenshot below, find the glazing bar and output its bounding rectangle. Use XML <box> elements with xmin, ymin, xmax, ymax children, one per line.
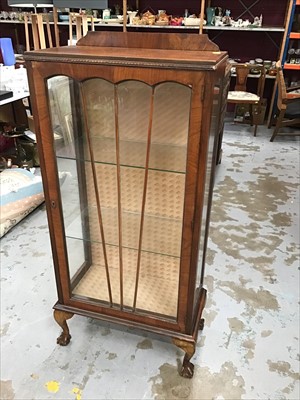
<box><xmin>80</xmin><ymin>83</ymin><xmax>113</xmax><ymax>306</ymax></box>
<box><xmin>133</xmin><ymin>87</ymin><xmax>155</xmax><ymax>311</ymax></box>
<box><xmin>114</xmin><ymin>86</ymin><xmax>124</xmax><ymax>309</ymax></box>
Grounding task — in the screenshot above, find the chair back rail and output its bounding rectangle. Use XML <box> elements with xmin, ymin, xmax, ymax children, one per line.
<box><xmin>69</xmin><ymin>13</ymin><xmax>94</xmax><ymax>45</ymax></box>
<box><xmin>24</xmin><ymin>10</ymin><xmax>59</xmax><ymax>51</ymax></box>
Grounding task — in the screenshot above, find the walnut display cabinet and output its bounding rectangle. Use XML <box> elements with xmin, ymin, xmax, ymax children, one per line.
<box><xmin>25</xmin><ymin>31</ymin><xmax>228</xmax><ymax>378</ymax></box>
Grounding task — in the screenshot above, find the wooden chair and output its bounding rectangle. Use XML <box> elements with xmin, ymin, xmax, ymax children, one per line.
<box><xmin>69</xmin><ymin>13</ymin><xmax>95</xmax><ymax>45</ymax></box>
<box><xmin>270</xmin><ymin>61</ymin><xmax>300</xmax><ymax>142</ymax></box>
<box><xmin>24</xmin><ymin>8</ymin><xmax>59</xmax><ymax>51</ymax></box>
<box><xmin>227</xmin><ymin>63</ymin><xmax>266</xmax><ymax>136</ymax></box>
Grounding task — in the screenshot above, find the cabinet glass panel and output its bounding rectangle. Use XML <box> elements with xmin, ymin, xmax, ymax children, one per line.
<box><xmin>195</xmin><ymin>78</ymin><xmax>223</xmax><ymax>306</ymax></box>
<box><xmin>47</xmin><ymin>76</ymin><xmax>191</xmax><ymax>319</ymax></box>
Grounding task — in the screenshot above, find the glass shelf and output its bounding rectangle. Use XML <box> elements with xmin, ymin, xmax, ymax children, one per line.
<box><xmin>56</xmin><ymin>136</ymin><xmax>187</xmax><ymax>174</ymax></box>
<box><xmin>69</xmin><ymin>240</ymin><xmax>180</xmax><ymax>317</ymax></box>
<box><xmin>65</xmin><ymin>205</ymin><xmax>183</xmax><ymax>258</ymax></box>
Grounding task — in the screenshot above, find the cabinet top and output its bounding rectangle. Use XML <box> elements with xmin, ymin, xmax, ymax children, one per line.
<box><xmin>24</xmin><ymin>32</ymin><xmax>228</xmax><ymax>71</ymax></box>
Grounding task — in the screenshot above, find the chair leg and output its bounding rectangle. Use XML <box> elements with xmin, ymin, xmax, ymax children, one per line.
<box><xmin>251</xmin><ymin>103</ymin><xmax>260</xmax><ymax>136</ymax></box>
<box><xmin>249</xmin><ymin>104</ymin><xmax>254</xmax><ymax>127</ymax></box>
<box><xmin>270</xmin><ymin>110</ymin><xmax>285</xmax><ymax>142</ymax></box>
<box><xmin>249</xmin><ymin>104</ymin><xmax>259</xmax><ymax>136</ymax></box>
<box><xmin>268</xmin><ymin>115</ymin><xmax>274</xmax><ymax>129</ymax></box>
<box><xmin>254</xmin><ymin>124</ymin><xmax>258</xmax><ymax>137</ymax></box>
<box><xmin>270</xmin><ymin>123</ymin><xmax>280</xmax><ymax>142</ymax></box>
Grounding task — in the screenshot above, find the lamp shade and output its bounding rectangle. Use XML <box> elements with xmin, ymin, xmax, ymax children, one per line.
<box><xmin>53</xmin><ymin>1</ymin><xmax>108</xmax><ymax>9</ymax></box>
<box><xmin>8</xmin><ymin>1</ymin><xmax>53</xmax><ymax>7</ymax></box>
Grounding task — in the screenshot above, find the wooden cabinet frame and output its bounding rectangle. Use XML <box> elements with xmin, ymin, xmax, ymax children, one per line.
<box><xmin>25</xmin><ymin>31</ymin><xmax>228</xmax><ymax>378</ymax></box>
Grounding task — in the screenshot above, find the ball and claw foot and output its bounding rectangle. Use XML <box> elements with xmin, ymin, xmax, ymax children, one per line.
<box><xmin>180</xmin><ymin>359</ymin><xmax>194</xmax><ymax>379</ymax></box>
<box><xmin>53</xmin><ymin>310</ymin><xmax>74</xmax><ymax>346</ymax></box>
<box><xmin>57</xmin><ymin>332</ymin><xmax>71</xmax><ymax>346</ymax></box>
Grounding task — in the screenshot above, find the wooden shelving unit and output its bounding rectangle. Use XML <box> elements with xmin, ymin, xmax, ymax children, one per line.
<box><xmin>284</xmin><ymin>63</ymin><xmax>300</xmax><ymax>69</ymax></box>
<box><xmin>282</xmin><ymin>0</ymin><xmax>300</xmax><ymax>71</ymax></box>
<box><xmin>289</xmin><ymin>32</ymin><xmax>300</xmax><ymax>38</ymax></box>
<box><xmin>267</xmin><ymin>0</ymin><xmax>299</xmax><ymax>126</ymax></box>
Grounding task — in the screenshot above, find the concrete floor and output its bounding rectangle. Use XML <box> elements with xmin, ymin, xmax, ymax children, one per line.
<box><xmin>1</xmin><ymin>121</ymin><xmax>299</xmax><ymax>400</ymax></box>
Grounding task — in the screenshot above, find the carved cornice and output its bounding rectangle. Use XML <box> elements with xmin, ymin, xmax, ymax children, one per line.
<box><xmin>24</xmin><ymin>54</ymin><xmax>223</xmax><ymax>71</ymax></box>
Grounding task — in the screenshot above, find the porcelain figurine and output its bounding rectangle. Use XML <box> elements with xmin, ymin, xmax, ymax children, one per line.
<box><xmin>127</xmin><ymin>11</ymin><xmax>138</xmax><ymax>24</ymax></box>
<box><xmin>206</xmin><ymin>7</ymin><xmax>215</xmax><ymax>25</ymax></box>
<box><xmin>215</xmin><ymin>16</ymin><xmax>223</xmax><ymax>26</ymax></box>
<box><xmin>222</xmin><ymin>9</ymin><xmax>231</xmax><ymax>26</ymax></box>
<box><xmin>253</xmin><ymin>15</ymin><xmax>263</xmax><ymax>27</ymax></box>
<box><xmin>242</xmin><ymin>19</ymin><xmax>250</xmax><ymax>27</ymax></box>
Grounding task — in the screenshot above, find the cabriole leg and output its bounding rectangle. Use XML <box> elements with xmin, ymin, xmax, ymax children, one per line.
<box><xmin>172</xmin><ymin>338</ymin><xmax>196</xmax><ymax>378</ymax></box>
<box><xmin>53</xmin><ymin>310</ymin><xmax>74</xmax><ymax>346</ymax></box>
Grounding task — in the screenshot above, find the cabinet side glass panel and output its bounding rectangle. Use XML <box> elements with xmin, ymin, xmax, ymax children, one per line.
<box><xmin>194</xmin><ymin>74</ymin><xmax>229</xmax><ymax>314</ymax></box>
<box><xmin>195</xmin><ymin>77</ymin><xmax>223</xmax><ymax>305</ymax></box>
<box><xmin>47</xmin><ymin>76</ymin><xmax>86</xmax><ymax>280</ymax></box>
<box><xmin>48</xmin><ymin>76</ymin><xmax>191</xmax><ymax>320</ymax></box>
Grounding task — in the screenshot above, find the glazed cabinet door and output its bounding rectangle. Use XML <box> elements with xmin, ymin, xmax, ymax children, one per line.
<box><xmin>46</xmin><ymin>74</ymin><xmax>194</xmax><ymax>323</ymax></box>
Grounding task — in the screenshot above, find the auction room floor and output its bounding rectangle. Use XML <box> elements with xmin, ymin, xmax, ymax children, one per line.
<box><xmin>1</xmin><ymin>120</ymin><xmax>299</xmax><ymax>400</ymax></box>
